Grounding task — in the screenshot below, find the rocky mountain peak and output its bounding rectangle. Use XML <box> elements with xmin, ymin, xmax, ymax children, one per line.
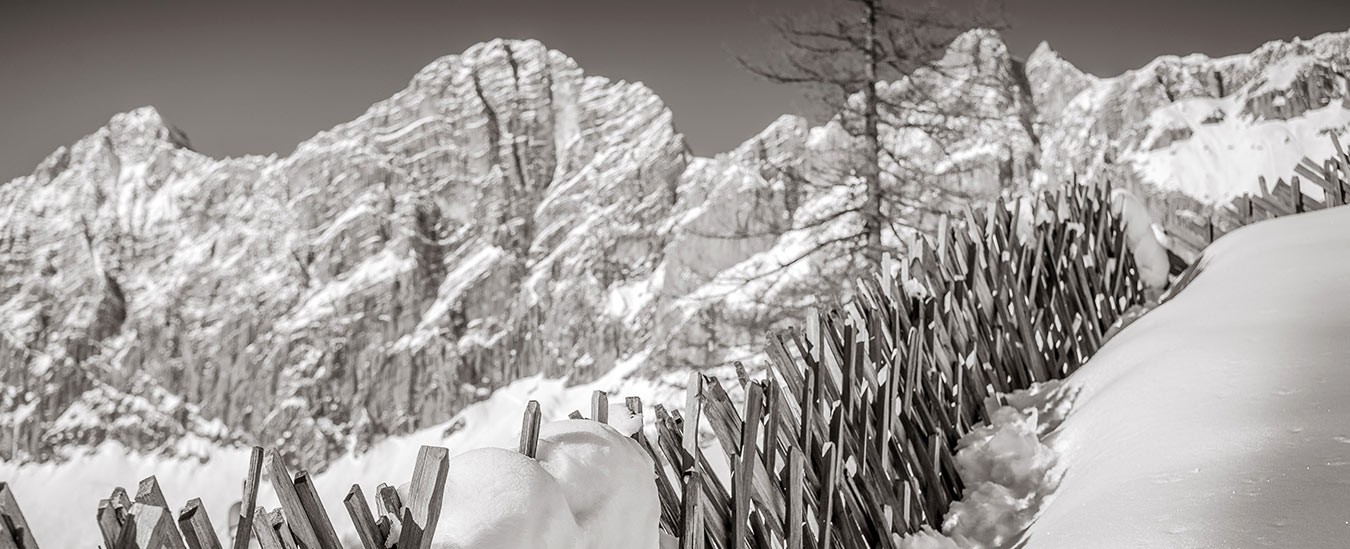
<box><xmin>4</xmin><ymin>28</ymin><xmax>1350</xmax><ymax>469</ymax></box>
<box><xmin>107</xmin><ymin>106</ymin><xmax>193</xmax><ymax>155</ymax></box>
<box><xmin>1022</xmin><ymin>41</ymin><xmax>1093</xmax><ymax>128</ymax></box>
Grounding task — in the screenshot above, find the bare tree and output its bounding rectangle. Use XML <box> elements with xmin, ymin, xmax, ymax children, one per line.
<box><xmin>738</xmin><ymin>0</ymin><xmax>1013</xmax><ymax>269</ymax></box>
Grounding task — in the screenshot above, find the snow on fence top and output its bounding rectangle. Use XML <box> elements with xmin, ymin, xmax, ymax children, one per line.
<box><xmin>2</xmin><ymin>141</ymin><xmax>1347</xmax><ymax>549</ymax></box>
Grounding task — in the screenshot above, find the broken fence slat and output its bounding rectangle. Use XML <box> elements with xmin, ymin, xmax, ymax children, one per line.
<box><xmin>293</xmin><ymin>471</ymin><xmax>343</xmax><ymax>549</ymax></box>
<box><xmin>344</xmin><ymin>485</ymin><xmax>384</xmax><ymax>549</ymax></box>
<box><xmin>267</xmin><ymin>510</ymin><xmax>300</xmax><ymax>549</ymax></box>
<box><xmin>130</xmin><ymin>503</ymin><xmax>184</xmax><ymax>549</ymax></box>
<box><xmin>0</xmin><ymin>484</ymin><xmax>38</xmax><ymax>549</ymax></box>
<box><xmin>592</xmin><ymin>390</ymin><xmax>609</xmax><ymax>423</ymax></box>
<box><xmin>177</xmin><ymin>499</ymin><xmax>223</xmax><ymax>549</ymax></box>
<box><xmin>264</xmin><ymin>450</ymin><xmax>323</xmax><ymax>549</ymax></box>
<box><xmin>110</xmin><ymin>487</ymin><xmax>133</xmax><ymax>522</ymax></box>
<box><xmin>250</xmin><ymin>508</ymin><xmax>285</xmax><ymax>549</ymax></box>
<box><xmin>404</xmin><ymin>445</ymin><xmax>451</xmax><ymax>549</ymax></box>
<box><xmin>375</xmin><ymin>484</ymin><xmax>403</xmax><ymax>521</ymax></box>
<box><xmin>233</xmin><ymin>447</ymin><xmax>263</xmax><ymax>549</ymax></box>
<box><xmin>98</xmin><ymin>499</ymin><xmax>121</xmax><ymax>549</ymax></box>
<box><xmin>375</xmin><ymin>516</ymin><xmax>392</xmax><ymax>543</ymax></box>
<box><xmin>520</xmin><ymin>400</ymin><xmax>543</xmax><ymax>458</ymax></box>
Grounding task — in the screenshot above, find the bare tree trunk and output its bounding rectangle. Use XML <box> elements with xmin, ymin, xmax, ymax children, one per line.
<box><xmin>861</xmin><ymin>0</ymin><xmax>883</xmax><ymax>267</ymax></box>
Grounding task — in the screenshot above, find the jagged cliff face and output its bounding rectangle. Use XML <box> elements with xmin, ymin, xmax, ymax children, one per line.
<box><xmin>4</xmin><ymin>29</ymin><xmax>1349</xmax><ymax>466</ymax></box>
<box><xmin>0</xmin><ymin>35</ymin><xmax>1031</xmax><ymax>465</ymax></box>
<box><xmin>0</xmin><ymin>40</ymin><xmax>697</xmax><ymax>464</ymax></box>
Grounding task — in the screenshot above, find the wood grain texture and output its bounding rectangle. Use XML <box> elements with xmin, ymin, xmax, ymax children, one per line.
<box><xmin>264</xmin><ymin>450</ymin><xmax>322</xmax><ymax>549</ymax></box>
<box><xmin>232</xmin><ymin>447</ymin><xmax>263</xmax><ymax>549</ymax></box>
<box><xmin>293</xmin><ymin>471</ymin><xmax>343</xmax><ymax>549</ymax></box>
<box><xmin>343</xmin><ymin>485</ymin><xmax>384</xmax><ymax>549</ymax></box>
<box><xmin>404</xmin><ymin>445</ymin><xmax>450</xmax><ymax>549</ymax></box>
<box><xmin>130</xmin><ymin>503</ymin><xmax>184</xmax><ymax>549</ymax></box>
<box><xmin>177</xmin><ymin>499</ymin><xmax>223</xmax><ymax>549</ymax></box>
<box><xmin>134</xmin><ymin>477</ymin><xmax>170</xmax><ymax>509</ymax></box>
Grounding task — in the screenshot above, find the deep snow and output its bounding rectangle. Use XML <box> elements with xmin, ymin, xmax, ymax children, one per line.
<box><xmin>1023</xmin><ymin>204</ymin><xmax>1350</xmax><ymax>546</ymax></box>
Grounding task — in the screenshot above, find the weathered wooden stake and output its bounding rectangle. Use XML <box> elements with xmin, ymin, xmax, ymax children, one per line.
<box><xmin>402</xmin><ymin>445</ymin><xmax>451</xmax><ymax>549</ymax></box>
<box><xmin>519</xmin><ymin>400</ymin><xmax>543</xmax><ymax>458</ymax></box>
<box><xmin>731</xmin><ymin>382</ymin><xmax>765</xmax><ymax>548</ymax></box>
<box><xmin>344</xmin><ymin>485</ymin><xmax>384</xmax><ymax>549</ymax></box>
<box><xmin>264</xmin><ymin>450</ymin><xmax>323</xmax><ymax>549</ymax></box>
<box><xmin>177</xmin><ymin>499</ymin><xmax>223</xmax><ymax>549</ymax></box>
<box><xmin>0</xmin><ymin>484</ymin><xmax>39</xmax><ymax>549</ymax></box>
<box><xmin>293</xmin><ymin>471</ymin><xmax>343</xmax><ymax>549</ymax></box>
<box><xmin>679</xmin><ymin>469</ymin><xmax>705</xmax><ymax>549</ymax></box>
<box><xmin>786</xmin><ymin>447</ymin><xmax>804</xmax><ymax>549</ymax></box>
<box><xmin>250</xmin><ymin>507</ymin><xmax>285</xmax><ymax>549</ymax></box>
<box><xmin>130</xmin><ymin>504</ymin><xmax>182</xmax><ymax>549</ymax></box>
<box><xmin>591</xmin><ymin>390</ymin><xmax>609</xmax><ymax>424</ymax></box>
<box><xmin>233</xmin><ymin>447</ymin><xmax>263</xmax><ymax>549</ymax></box>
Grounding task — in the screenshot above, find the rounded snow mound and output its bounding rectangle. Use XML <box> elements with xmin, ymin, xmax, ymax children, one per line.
<box><xmin>430</xmin><ymin>419</ymin><xmax>659</xmax><ymax>549</ymax></box>
<box><xmin>433</xmin><ymin>447</ymin><xmax>581</xmax><ymax>548</ymax></box>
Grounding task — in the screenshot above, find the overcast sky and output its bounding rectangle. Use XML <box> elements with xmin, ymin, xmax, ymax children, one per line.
<box><xmin>3</xmin><ymin>0</ymin><xmax>1349</xmax><ymax>181</ymax></box>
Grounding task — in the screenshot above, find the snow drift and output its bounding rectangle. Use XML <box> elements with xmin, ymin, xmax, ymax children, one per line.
<box><xmin>428</xmin><ymin>420</ymin><xmax>658</xmax><ymax>549</ymax></box>
<box><xmin>1022</xmin><ymin>203</ymin><xmax>1350</xmax><ymax>546</ymax></box>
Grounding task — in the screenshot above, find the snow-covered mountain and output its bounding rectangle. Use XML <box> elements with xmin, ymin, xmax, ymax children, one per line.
<box><xmin>3</xmin><ymin>28</ymin><xmax>1349</xmax><ymax>470</ymax></box>
<box><xmin>1030</xmin><ymin>30</ymin><xmax>1350</xmax><ymax>202</ymax></box>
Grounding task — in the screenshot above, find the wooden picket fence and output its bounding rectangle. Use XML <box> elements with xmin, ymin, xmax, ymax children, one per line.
<box><xmin>61</xmin><ymin>443</ymin><xmax>453</xmax><ymax>549</ymax></box>
<box><xmin>630</xmin><ymin>178</ymin><xmax>1150</xmax><ymax>549</ymax></box>
<box><xmin>1155</xmin><ymin>135</ymin><xmax>1350</xmax><ymax>260</ymax></box>
<box><xmin>634</xmin><ymin>139</ymin><xmax>1350</xmax><ymax>549</ymax></box>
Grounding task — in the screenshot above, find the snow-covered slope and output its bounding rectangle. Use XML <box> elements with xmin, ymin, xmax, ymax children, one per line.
<box><xmin>1022</xmin><ymin>204</ymin><xmax>1350</xmax><ymax>546</ymax></box>
<box><xmin>1032</xmin><ymin>29</ymin><xmax>1350</xmax><ymax>203</ymax></box>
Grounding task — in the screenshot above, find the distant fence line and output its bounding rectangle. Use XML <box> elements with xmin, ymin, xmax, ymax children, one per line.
<box><xmin>2</xmin><ymin>141</ymin><xmax>1348</xmax><ymax>549</ymax></box>
<box><xmin>1146</xmin><ymin>135</ymin><xmax>1350</xmax><ymax>262</ymax></box>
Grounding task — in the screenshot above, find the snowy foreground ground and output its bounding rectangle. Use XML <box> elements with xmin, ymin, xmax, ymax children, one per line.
<box><xmin>1023</xmin><ymin>205</ymin><xmax>1350</xmax><ymax>547</ymax></box>
<box><xmin>0</xmin><ymin>354</ymin><xmax>687</xmax><ymax>547</ymax></box>
<box><xmin>7</xmin><ymin>206</ymin><xmax>1350</xmax><ymax>547</ymax></box>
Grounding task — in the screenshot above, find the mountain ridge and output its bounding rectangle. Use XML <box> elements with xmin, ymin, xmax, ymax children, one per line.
<box><xmin>3</xmin><ymin>28</ymin><xmax>1349</xmax><ymax>467</ymax></box>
